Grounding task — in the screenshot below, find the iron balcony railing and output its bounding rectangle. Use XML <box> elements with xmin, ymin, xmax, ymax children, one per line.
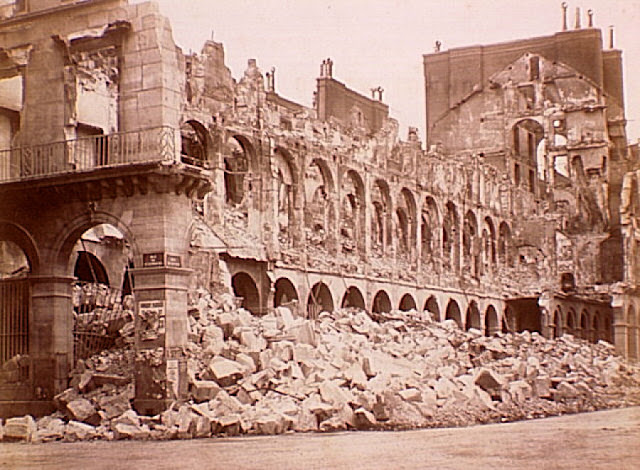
<box><xmin>0</xmin><ymin>126</ymin><xmax>180</xmax><ymax>183</ymax></box>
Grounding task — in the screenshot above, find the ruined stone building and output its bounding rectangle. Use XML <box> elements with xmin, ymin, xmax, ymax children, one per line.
<box><xmin>0</xmin><ymin>0</ymin><xmax>637</xmax><ymax>415</ymax></box>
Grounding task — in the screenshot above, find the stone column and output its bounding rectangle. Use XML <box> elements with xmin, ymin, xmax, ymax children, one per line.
<box><xmin>30</xmin><ymin>275</ymin><xmax>76</xmax><ymax>398</ymax></box>
<box><xmin>129</xmin><ymin>193</ymin><xmax>193</xmax><ymax>415</ymax></box>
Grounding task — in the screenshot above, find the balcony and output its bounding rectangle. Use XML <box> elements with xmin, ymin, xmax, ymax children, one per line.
<box><xmin>0</xmin><ymin>126</ymin><xmax>180</xmax><ymax>184</ymax></box>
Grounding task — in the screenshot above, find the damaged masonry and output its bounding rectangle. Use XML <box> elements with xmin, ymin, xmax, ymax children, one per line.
<box><xmin>0</xmin><ymin>0</ymin><xmax>639</xmax><ymax>441</ymax></box>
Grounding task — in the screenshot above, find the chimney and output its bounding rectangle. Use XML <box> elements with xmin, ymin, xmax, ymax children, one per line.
<box><xmin>609</xmin><ymin>25</ymin><xmax>615</xmax><ymax>49</ymax></box>
<box><xmin>561</xmin><ymin>2</ymin><xmax>568</xmax><ymax>31</ymax></box>
<box><xmin>574</xmin><ymin>7</ymin><xmax>581</xmax><ymax>29</ymax></box>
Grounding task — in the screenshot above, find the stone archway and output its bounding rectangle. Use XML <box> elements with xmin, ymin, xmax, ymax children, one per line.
<box><xmin>424</xmin><ymin>295</ymin><xmax>440</xmax><ymax>321</ymax></box>
<box><xmin>445</xmin><ymin>299</ymin><xmax>462</xmax><ymax>328</ymax></box>
<box><xmin>372</xmin><ymin>290</ymin><xmax>392</xmax><ymax>314</ymax></box>
<box><xmin>341</xmin><ymin>286</ymin><xmax>365</xmax><ymax>310</ymax></box>
<box><xmin>485</xmin><ymin>305</ymin><xmax>499</xmax><ymax>336</ymax></box>
<box><xmin>273</xmin><ymin>277</ymin><xmax>298</xmax><ymax>308</ymax></box>
<box><xmin>399</xmin><ymin>293</ymin><xmax>417</xmax><ymax>312</ymax></box>
<box><xmin>466</xmin><ymin>301</ymin><xmax>481</xmax><ymax>331</ymax></box>
<box><xmin>307</xmin><ymin>282</ymin><xmax>334</xmax><ymax>319</ymax></box>
<box><xmin>232</xmin><ymin>272</ymin><xmax>261</xmax><ymax>315</ymax></box>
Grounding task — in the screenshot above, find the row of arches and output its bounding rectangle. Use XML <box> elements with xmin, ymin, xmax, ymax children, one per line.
<box><xmin>549</xmin><ymin>305</ymin><xmax>613</xmax><ymax>344</ymax></box>
<box><xmin>181</xmin><ymin>119</ymin><xmax>516</xmax><ymax>276</ymax></box>
<box><xmin>230</xmin><ymin>271</ymin><xmax>505</xmax><ymax>336</ymax></box>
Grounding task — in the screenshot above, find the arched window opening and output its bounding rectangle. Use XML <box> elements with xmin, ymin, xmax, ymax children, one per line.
<box><xmin>463</xmin><ymin>211</ymin><xmax>478</xmax><ymax>277</ymax></box>
<box><xmin>370</xmin><ymin>180</ymin><xmax>391</xmax><ymax>256</ymax></box>
<box><xmin>224</xmin><ymin>137</ymin><xmax>250</xmax><ymax>208</ymax></box>
<box><xmin>305</xmin><ymin>159</ymin><xmax>334</xmax><ymax>248</ymax></box>
<box><xmin>443</xmin><ymin>202</ymin><xmax>459</xmax><ymax>272</ymax></box>
<box><xmin>180</xmin><ymin>121</ymin><xmax>209</xmax><ymax>167</ymax></box>
<box><xmin>396</xmin><ymin>208</ymin><xmax>409</xmax><ymax>255</ymax></box>
<box><xmin>498</xmin><ymin>222</ymin><xmax>513</xmax><ymax>267</ymax></box>
<box><xmin>340</xmin><ymin>171</ymin><xmax>365</xmax><ymax>255</ymax></box>
<box><xmin>273</xmin><ymin>148</ymin><xmax>297</xmax><ymax>247</ymax></box>
<box><xmin>421</xmin><ymin>197</ymin><xmax>439</xmax><ymax>265</ymax></box>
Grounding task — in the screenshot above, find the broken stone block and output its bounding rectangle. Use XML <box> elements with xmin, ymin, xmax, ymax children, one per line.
<box><xmin>254</xmin><ymin>414</ymin><xmax>286</xmax><ymax>435</ymax></box>
<box><xmin>507</xmin><ymin>380</ymin><xmax>532</xmax><ymax>404</ymax></box>
<box><xmin>319</xmin><ymin>380</ymin><xmax>351</xmax><ymax>408</ymax></box>
<box><xmin>54</xmin><ymin>388</ymin><xmax>80</xmax><ymax>412</ymax></box>
<box><xmin>344</xmin><ymin>362</ymin><xmax>368</xmax><ymax>390</ymax></box>
<box><xmin>36</xmin><ymin>417</ymin><xmax>66</xmax><ymax>442</ymax></box>
<box><xmin>113</xmin><ymin>409</ymin><xmax>141</xmax><ymax>428</ymax></box>
<box><xmin>3</xmin><ymin>416</ymin><xmax>36</xmax><ymax>442</ymax></box>
<box><xmin>398</xmin><ymin>388</ymin><xmax>422</xmax><ymax>402</ymax></box>
<box><xmin>372</xmin><ymin>395</ymin><xmax>390</xmax><ymax>422</ymax></box>
<box><xmin>208</xmin><ymin>355</ymin><xmax>244</xmax><ymax>387</ymax></box>
<box><xmin>193</xmin><ymin>414</ymin><xmax>212</xmax><ymax>438</ymax></box>
<box><xmin>285</xmin><ymin>320</ymin><xmax>317</xmax><ymax>347</ymax></box>
<box><xmin>97</xmin><ymin>392</ymin><xmax>131</xmax><ymax>420</ymax></box>
<box><xmin>192</xmin><ymin>380</ymin><xmax>221</xmax><ymax>403</ymax></box>
<box><xmin>434</xmin><ymin>377</ymin><xmax>457</xmax><ymax>400</ymax></box>
<box><xmin>294</xmin><ymin>404</ymin><xmax>318</xmax><ymax>432</ymax></box>
<box><xmin>236</xmin><ymin>353</ymin><xmax>257</xmax><ymax>376</ymax></box>
<box><xmin>215</xmin><ymin>414</ymin><xmax>241</xmax><ymax>435</ymax></box>
<box><xmin>553</xmin><ymin>381</ymin><xmax>580</xmax><ymax>402</ymax></box>
<box><xmin>67</xmin><ymin>398</ymin><xmax>100</xmax><ymax>426</ymax></box>
<box><xmin>354</xmin><ymin>407</ymin><xmax>377</xmax><ymax>429</ymax></box>
<box><xmin>531</xmin><ymin>375</ymin><xmax>552</xmax><ymax>398</ymax></box>
<box><xmin>176</xmin><ymin>405</ymin><xmax>196</xmax><ymax>439</ymax></box>
<box><xmin>113</xmin><ymin>422</ymin><xmax>149</xmax><ymax>440</ymax></box>
<box><xmin>65</xmin><ymin>421</ymin><xmax>97</xmax><ymax>441</ymax></box>
<box><xmin>202</xmin><ymin>325</ymin><xmax>225</xmax><ymax>355</ymax></box>
<box><xmin>474</xmin><ymin>368</ymin><xmax>505</xmax><ymax>399</ymax></box>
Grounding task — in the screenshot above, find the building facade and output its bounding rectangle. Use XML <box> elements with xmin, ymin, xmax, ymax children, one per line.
<box><xmin>0</xmin><ymin>0</ymin><xmax>636</xmax><ymax>416</ymax></box>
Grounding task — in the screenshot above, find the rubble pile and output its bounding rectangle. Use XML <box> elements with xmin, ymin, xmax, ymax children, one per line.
<box><xmin>3</xmin><ymin>297</ymin><xmax>639</xmax><ymax>443</ymax></box>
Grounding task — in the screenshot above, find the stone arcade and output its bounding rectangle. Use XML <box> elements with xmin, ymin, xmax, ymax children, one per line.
<box><xmin>0</xmin><ymin>0</ymin><xmax>638</xmax><ymax>417</ymax></box>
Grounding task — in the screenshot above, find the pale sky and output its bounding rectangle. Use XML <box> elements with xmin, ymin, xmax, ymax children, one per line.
<box><xmin>140</xmin><ymin>0</ymin><xmax>640</xmax><ymax>143</ymax></box>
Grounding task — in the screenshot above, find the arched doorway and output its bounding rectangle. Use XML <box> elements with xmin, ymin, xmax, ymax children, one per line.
<box><xmin>485</xmin><ymin>305</ymin><xmax>499</xmax><ymax>336</ymax></box>
<box><xmin>424</xmin><ymin>296</ymin><xmax>440</xmax><ymax>321</ymax></box>
<box><xmin>231</xmin><ymin>272</ymin><xmax>261</xmax><ymax>315</ymax></box>
<box><xmin>445</xmin><ymin>299</ymin><xmax>462</xmax><ymax>328</ymax></box>
<box><xmin>307</xmin><ymin>282</ymin><xmax>334</xmax><ymax>319</ymax></box>
<box><xmin>466</xmin><ymin>301</ymin><xmax>481</xmax><ymax>331</ymax></box>
<box><xmin>341</xmin><ymin>286</ymin><xmax>365</xmax><ymax>310</ymax></box>
<box><xmin>273</xmin><ymin>277</ymin><xmax>298</xmax><ymax>308</ymax></box>
<box><xmin>372</xmin><ymin>290</ymin><xmax>392</xmax><ymax>314</ymax></box>
<box><xmin>399</xmin><ymin>293</ymin><xmax>417</xmax><ymax>312</ymax></box>
<box><xmin>70</xmin><ymin>224</ymin><xmax>132</xmax><ymax>361</ymax></box>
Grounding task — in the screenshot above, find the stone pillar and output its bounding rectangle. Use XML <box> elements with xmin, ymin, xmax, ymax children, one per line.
<box><xmin>30</xmin><ymin>275</ymin><xmax>76</xmax><ymax>399</ymax></box>
<box><xmin>612</xmin><ymin>306</ymin><xmax>627</xmax><ymax>358</ymax></box>
<box><xmin>129</xmin><ymin>193</ymin><xmax>194</xmax><ymax>415</ymax></box>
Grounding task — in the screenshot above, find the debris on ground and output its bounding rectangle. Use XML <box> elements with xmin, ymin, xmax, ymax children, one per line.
<box><xmin>4</xmin><ymin>293</ymin><xmax>640</xmax><ymax>442</ymax></box>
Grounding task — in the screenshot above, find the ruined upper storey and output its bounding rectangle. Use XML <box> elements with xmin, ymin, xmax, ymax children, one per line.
<box><xmin>423</xmin><ymin>26</ymin><xmax>626</xmax><ymax>150</ymax></box>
